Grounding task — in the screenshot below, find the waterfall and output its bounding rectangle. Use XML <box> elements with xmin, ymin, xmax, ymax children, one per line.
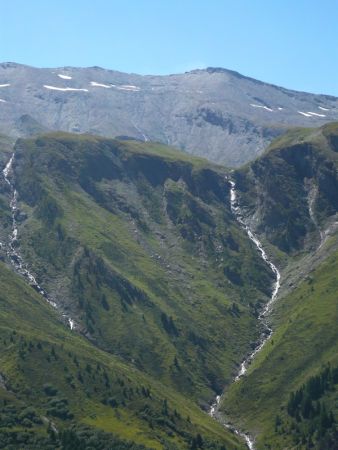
<box><xmin>2</xmin><ymin>154</ymin><xmax>75</xmax><ymax>330</ymax></box>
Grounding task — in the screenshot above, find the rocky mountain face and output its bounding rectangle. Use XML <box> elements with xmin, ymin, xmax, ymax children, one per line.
<box><xmin>1</xmin><ymin>62</ymin><xmax>338</xmax><ymax>166</ymax></box>
<box><xmin>234</xmin><ymin>123</ymin><xmax>338</xmax><ymax>254</ymax></box>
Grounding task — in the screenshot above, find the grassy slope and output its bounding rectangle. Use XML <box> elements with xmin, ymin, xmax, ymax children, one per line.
<box><xmin>0</xmin><ymin>133</ymin><xmax>15</xmax><ymax>163</ymax></box>
<box><xmin>222</xmin><ymin>123</ymin><xmax>338</xmax><ymax>448</ymax></box>
<box><xmin>222</xmin><ymin>237</ymin><xmax>338</xmax><ymax>449</ymax></box>
<box><xmin>10</xmin><ymin>132</ymin><xmax>272</xmax><ymax>407</ymax></box>
<box><xmin>0</xmin><ymin>132</ymin><xmax>276</xmax><ymax>449</ymax></box>
<box><xmin>0</xmin><ymin>260</ymin><xmax>245</xmax><ymax>449</ymax></box>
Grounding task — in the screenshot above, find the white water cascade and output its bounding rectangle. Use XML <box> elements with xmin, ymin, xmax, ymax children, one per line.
<box><xmin>209</xmin><ymin>178</ymin><xmax>281</xmax><ymax>450</ymax></box>
<box><xmin>2</xmin><ymin>154</ymin><xmax>75</xmax><ymax>330</ymax></box>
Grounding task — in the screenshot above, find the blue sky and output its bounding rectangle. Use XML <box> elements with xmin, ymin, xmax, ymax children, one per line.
<box><xmin>1</xmin><ymin>0</ymin><xmax>338</xmax><ymax>95</ymax></box>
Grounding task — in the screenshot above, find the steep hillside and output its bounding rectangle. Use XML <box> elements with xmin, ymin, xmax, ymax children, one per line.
<box><xmin>1</xmin><ymin>63</ymin><xmax>338</xmax><ymax>166</ymax></box>
<box><xmin>0</xmin><ymin>259</ymin><xmax>246</xmax><ymax>450</ymax></box>
<box><xmin>0</xmin><ymin>133</ymin><xmax>15</xmax><ymax>165</ymax></box>
<box><xmin>5</xmin><ymin>133</ymin><xmax>274</xmax><ymax>404</ymax></box>
<box><xmin>234</xmin><ymin>123</ymin><xmax>338</xmax><ymax>255</ymax></box>
<box><xmin>0</xmin><ymin>132</ymin><xmax>281</xmax><ymax>448</ymax></box>
<box><xmin>223</xmin><ymin>243</ymin><xmax>338</xmax><ymax>449</ymax></box>
<box><xmin>221</xmin><ymin>123</ymin><xmax>338</xmax><ymax>449</ymax></box>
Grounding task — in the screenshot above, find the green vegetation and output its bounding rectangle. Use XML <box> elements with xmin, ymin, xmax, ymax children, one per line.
<box><xmin>0</xmin><ymin>259</ymin><xmax>245</xmax><ymax>449</ymax></box>
<box><xmin>0</xmin><ymin>133</ymin><xmax>15</xmax><ymax>163</ymax></box>
<box><xmin>0</xmin><ymin>133</ymin><xmax>269</xmax><ymax>448</ymax></box>
<box><xmin>12</xmin><ymin>132</ymin><xmax>272</xmax><ymax>405</ymax></box>
<box><xmin>3</xmin><ymin>123</ymin><xmax>338</xmax><ymax>448</ymax></box>
<box><xmin>221</xmin><ymin>122</ymin><xmax>338</xmax><ymax>449</ymax></box>
<box><xmin>222</xmin><ymin>245</ymin><xmax>338</xmax><ymax>448</ymax></box>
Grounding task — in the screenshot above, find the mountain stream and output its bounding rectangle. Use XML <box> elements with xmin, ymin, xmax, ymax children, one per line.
<box><xmin>2</xmin><ymin>154</ymin><xmax>75</xmax><ymax>330</ymax></box>
<box><xmin>209</xmin><ymin>178</ymin><xmax>281</xmax><ymax>449</ymax></box>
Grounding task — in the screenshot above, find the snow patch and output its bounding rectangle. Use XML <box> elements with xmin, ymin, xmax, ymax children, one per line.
<box><xmin>298</xmin><ymin>111</ymin><xmax>313</xmax><ymax>117</ymax></box>
<box><xmin>250</xmin><ymin>103</ymin><xmax>273</xmax><ymax>112</ymax></box>
<box><xmin>277</xmin><ymin>107</ymin><xmax>283</xmax><ymax>110</ymax></box>
<box><xmin>116</xmin><ymin>85</ymin><xmax>141</xmax><ymax>92</ymax></box>
<box><xmin>0</xmin><ymin>99</ymin><xmax>7</xmax><ymax>103</ymax></box>
<box><xmin>90</xmin><ymin>81</ymin><xmax>113</xmax><ymax>88</ymax></box>
<box><xmin>318</xmin><ymin>106</ymin><xmax>330</xmax><ymax>111</ymax></box>
<box><xmin>307</xmin><ymin>111</ymin><xmax>326</xmax><ymax>118</ymax></box>
<box><xmin>57</xmin><ymin>74</ymin><xmax>72</xmax><ymax>80</ymax></box>
<box><xmin>0</xmin><ymin>84</ymin><xmax>10</xmax><ymax>88</ymax></box>
<box><xmin>44</xmin><ymin>85</ymin><xmax>88</xmax><ymax>92</ymax></box>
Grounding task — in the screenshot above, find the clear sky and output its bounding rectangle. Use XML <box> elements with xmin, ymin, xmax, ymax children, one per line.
<box><xmin>1</xmin><ymin>0</ymin><xmax>338</xmax><ymax>95</ymax></box>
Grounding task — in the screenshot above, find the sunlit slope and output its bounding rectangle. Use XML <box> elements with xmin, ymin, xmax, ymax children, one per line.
<box><xmin>0</xmin><ymin>261</ymin><xmax>245</xmax><ymax>449</ymax></box>
<box><xmin>223</xmin><ymin>240</ymin><xmax>338</xmax><ymax>449</ymax></box>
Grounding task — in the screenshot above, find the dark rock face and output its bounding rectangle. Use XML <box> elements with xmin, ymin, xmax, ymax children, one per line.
<box><xmin>235</xmin><ymin>124</ymin><xmax>338</xmax><ymax>254</ymax></box>
<box><xmin>0</xmin><ymin>63</ymin><xmax>338</xmax><ymax>166</ymax></box>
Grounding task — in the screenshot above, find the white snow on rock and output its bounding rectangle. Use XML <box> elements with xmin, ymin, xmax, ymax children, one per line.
<box><xmin>90</xmin><ymin>82</ymin><xmax>141</xmax><ymax>91</ymax></box>
<box><xmin>250</xmin><ymin>103</ymin><xmax>273</xmax><ymax>112</ymax></box>
<box><xmin>0</xmin><ymin>99</ymin><xmax>7</xmax><ymax>103</ymax></box>
<box><xmin>298</xmin><ymin>111</ymin><xmax>313</xmax><ymax>117</ymax></box>
<box><xmin>0</xmin><ymin>84</ymin><xmax>10</xmax><ymax>88</ymax></box>
<box><xmin>57</xmin><ymin>74</ymin><xmax>72</xmax><ymax>80</ymax></box>
<box><xmin>44</xmin><ymin>85</ymin><xmax>88</xmax><ymax>92</ymax></box>
<box><xmin>116</xmin><ymin>85</ymin><xmax>141</xmax><ymax>92</ymax></box>
<box><xmin>307</xmin><ymin>111</ymin><xmax>326</xmax><ymax>117</ymax></box>
<box><xmin>90</xmin><ymin>81</ymin><xmax>113</xmax><ymax>88</ymax></box>
<box><xmin>277</xmin><ymin>107</ymin><xmax>283</xmax><ymax>110</ymax></box>
<box><xmin>318</xmin><ymin>106</ymin><xmax>330</xmax><ymax>111</ymax></box>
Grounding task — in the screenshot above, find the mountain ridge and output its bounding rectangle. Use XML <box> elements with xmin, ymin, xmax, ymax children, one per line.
<box><xmin>4</xmin><ymin>62</ymin><xmax>337</xmax><ymax>97</ymax></box>
<box><xmin>1</xmin><ymin>62</ymin><xmax>337</xmax><ymax>167</ymax></box>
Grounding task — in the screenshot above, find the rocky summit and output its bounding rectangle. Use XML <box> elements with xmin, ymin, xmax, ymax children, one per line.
<box><xmin>0</xmin><ymin>62</ymin><xmax>338</xmax><ymax>166</ymax></box>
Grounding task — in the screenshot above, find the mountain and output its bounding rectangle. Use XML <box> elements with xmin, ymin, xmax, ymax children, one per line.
<box><xmin>2</xmin><ymin>62</ymin><xmax>338</xmax><ymax>448</ymax></box>
<box><xmin>0</xmin><ymin>132</ymin><xmax>278</xmax><ymax>449</ymax></box>
<box><xmin>220</xmin><ymin>122</ymin><xmax>338</xmax><ymax>449</ymax></box>
<box><xmin>0</xmin><ymin>62</ymin><xmax>338</xmax><ymax>166</ymax></box>
<box><xmin>9</xmin><ymin>133</ymin><xmax>275</xmax><ymax>398</ymax></box>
